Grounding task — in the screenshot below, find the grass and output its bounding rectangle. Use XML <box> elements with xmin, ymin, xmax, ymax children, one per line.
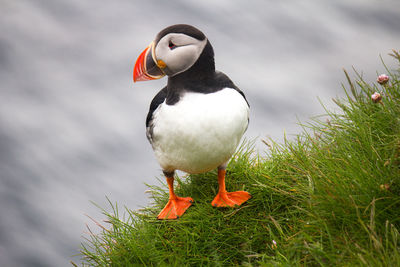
<box><xmin>77</xmin><ymin>51</ymin><xmax>400</xmax><ymax>266</ymax></box>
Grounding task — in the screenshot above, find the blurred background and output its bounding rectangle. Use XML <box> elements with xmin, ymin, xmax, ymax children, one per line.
<box><xmin>1</xmin><ymin>0</ymin><xmax>399</xmax><ymax>266</ymax></box>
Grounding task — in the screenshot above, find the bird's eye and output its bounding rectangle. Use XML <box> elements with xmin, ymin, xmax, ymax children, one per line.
<box><xmin>168</xmin><ymin>41</ymin><xmax>176</xmax><ymax>50</ymax></box>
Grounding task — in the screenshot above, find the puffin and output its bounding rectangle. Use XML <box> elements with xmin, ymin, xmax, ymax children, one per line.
<box><xmin>133</xmin><ymin>24</ymin><xmax>251</xmax><ymax>219</ymax></box>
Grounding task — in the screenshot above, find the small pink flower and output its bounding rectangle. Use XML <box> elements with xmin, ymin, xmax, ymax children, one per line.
<box><xmin>380</xmin><ymin>184</ymin><xmax>390</xmax><ymax>191</ymax></box>
<box><xmin>377</xmin><ymin>74</ymin><xmax>389</xmax><ymax>85</ymax></box>
<box><xmin>371</xmin><ymin>92</ymin><xmax>382</xmax><ymax>103</ymax></box>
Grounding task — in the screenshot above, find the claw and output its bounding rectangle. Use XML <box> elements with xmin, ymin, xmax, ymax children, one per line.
<box><xmin>157</xmin><ymin>196</ymin><xmax>194</xmax><ymax>220</ymax></box>
<box><xmin>157</xmin><ymin>176</ymin><xmax>193</xmax><ymax>219</ymax></box>
<box><xmin>211</xmin><ymin>191</ymin><xmax>251</xmax><ymax>207</ymax></box>
<box><xmin>211</xmin><ymin>168</ymin><xmax>251</xmax><ymax>208</ymax></box>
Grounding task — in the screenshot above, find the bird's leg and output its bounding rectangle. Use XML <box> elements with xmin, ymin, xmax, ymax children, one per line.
<box><xmin>211</xmin><ymin>167</ymin><xmax>251</xmax><ymax>207</ymax></box>
<box><xmin>157</xmin><ymin>172</ymin><xmax>193</xmax><ymax>220</ymax></box>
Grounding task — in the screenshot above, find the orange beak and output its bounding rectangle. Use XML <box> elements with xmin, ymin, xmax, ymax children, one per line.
<box><xmin>133</xmin><ymin>42</ymin><xmax>166</xmax><ymax>82</ymax></box>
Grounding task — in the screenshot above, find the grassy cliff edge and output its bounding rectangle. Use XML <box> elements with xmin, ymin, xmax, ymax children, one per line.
<box><xmin>78</xmin><ymin>51</ymin><xmax>400</xmax><ymax>266</ymax></box>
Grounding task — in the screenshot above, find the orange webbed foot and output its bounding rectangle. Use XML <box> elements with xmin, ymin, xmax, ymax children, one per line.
<box><xmin>157</xmin><ymin>196</ymin><xmax>194</xmax><ymax>220</ymax></box>
<box><xmin>211</xmin><ymin>190</ymin><xmax>251</xmax><ymax>207</ymax></box>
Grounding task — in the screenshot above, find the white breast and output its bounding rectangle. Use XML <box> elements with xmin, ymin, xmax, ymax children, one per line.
<box><xmin>150</xmin><ymin>88</ymin><xmax>249</xmax><ymax>174</ymax></box>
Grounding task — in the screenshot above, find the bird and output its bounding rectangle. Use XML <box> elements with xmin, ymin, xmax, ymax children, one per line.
<box><xmin>133</xmin><ymin>24</ymin><xmax>251</xmax><ymax>219</ymax></box>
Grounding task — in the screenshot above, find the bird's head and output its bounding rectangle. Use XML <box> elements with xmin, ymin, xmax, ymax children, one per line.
<box><xmin>133</xmin><ymin>24</ymin><xmax>212</xmax><ymax>82</ymax></box>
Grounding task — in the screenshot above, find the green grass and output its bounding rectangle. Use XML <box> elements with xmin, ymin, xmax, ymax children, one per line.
<box><xmin>77</xmin><ymin>51</ymin><xmax>400</xmax><ymax>266</ymax></box>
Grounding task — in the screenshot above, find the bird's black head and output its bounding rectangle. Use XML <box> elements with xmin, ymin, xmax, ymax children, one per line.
<box><xmin>133</xmin><ymin>24</ymin><xmax>215</xmax><ymax>82</ymax></box>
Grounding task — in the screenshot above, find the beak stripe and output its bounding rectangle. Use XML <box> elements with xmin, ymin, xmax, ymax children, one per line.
<box><xmin>133</xmin><ymin>42</ymin><xmax>166</xmax><ymax>82</ymax></box>
<box><xmin>133</xmin><ymin>46</ymin><xmax>151</xmax><ymax>82</ymax></box>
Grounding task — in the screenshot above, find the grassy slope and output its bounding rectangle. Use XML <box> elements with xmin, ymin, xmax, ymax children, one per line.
<box><xmin>78</xmin><ymin>52</ymin><xmax>400</xmax><ymax>266</ymax></box>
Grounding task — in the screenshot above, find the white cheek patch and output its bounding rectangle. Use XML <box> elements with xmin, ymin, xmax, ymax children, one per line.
<box><xmin>155</xmin><ymin>33</ymin><xmax>207</xmax><ymax>76</ymax></box>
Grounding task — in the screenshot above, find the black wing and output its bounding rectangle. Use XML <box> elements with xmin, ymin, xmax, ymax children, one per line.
<box><xmin>146</xmin><ymin>86</ymin><xmax>167</xmax><ymax>143</ymax></box>
<box><xmin>214</xmin><ymin>71</ymin><xmax>249</xmax><ymax>107</ymax></box>
<box><xmin>214</xmin><ymin>71</ymin><xmax>250</xmax><ymax>128</ymax></box>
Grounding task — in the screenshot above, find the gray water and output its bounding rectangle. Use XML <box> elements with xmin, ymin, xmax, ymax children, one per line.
<box><xmin>1</xmin><ymin>0</ymin><xmax>399</xmax><ymax>266</ymax></box>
